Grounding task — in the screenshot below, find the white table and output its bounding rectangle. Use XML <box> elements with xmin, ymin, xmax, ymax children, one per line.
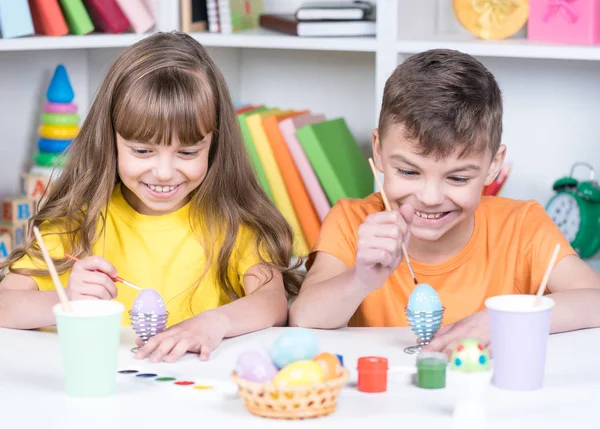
<box><xmin>2</xmin><ymin>326</ymin><xmax>598</xmax><ymax>429</ymax></box>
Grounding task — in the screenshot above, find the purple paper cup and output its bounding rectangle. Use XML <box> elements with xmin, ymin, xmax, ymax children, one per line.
<box><xmin>485</xmin><ymin>294</ymin><xmax>554</xmax><ymax>391</ymax></box>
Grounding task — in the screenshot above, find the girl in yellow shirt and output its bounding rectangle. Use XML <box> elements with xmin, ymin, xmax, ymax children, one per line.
<box><xmin>0</xmin><ymin>32</ymin><xmax>302</xmax><ymax>364</ymax></box>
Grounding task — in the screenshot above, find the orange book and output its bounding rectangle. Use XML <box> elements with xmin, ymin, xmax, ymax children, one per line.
<box><xmin>29</xmin><ymin>0</ymin><xmax>69</xmax><ymax>36</ymax></box>
<box><xmin>262</xmin><ymin>110</ymin><xmax>321</xmax><ymax>249</ymax></box>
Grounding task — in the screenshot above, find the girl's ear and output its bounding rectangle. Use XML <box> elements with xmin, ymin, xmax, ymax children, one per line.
<box><xmin>485</xmin><ymin>144</ymin><xmax>506</xmax><ymax>186</ymax></box>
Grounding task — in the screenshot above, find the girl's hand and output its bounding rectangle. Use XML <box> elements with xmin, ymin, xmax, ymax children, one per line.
<box><xmin>354</xmin><ymin>204</ymin><xmax>414</xmax><ymax>292</ymax></box>
<box><xmin>135</xmin><ymin>310</ymin><xmax>230</xmax><ymax>363</ymax></box>
<box><xmin>421</xmin><ymin>310</ymin><xmax>491</xmax><ymax>358</ymax></box>
<box><xmin>66</xmin><ymin>256</ymin><xmax>118</xmax><ymax>300</ymax></box>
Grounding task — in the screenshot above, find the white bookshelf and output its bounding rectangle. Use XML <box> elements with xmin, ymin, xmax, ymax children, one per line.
<box><xmin>0</xmin><ymin>0</ymin><xmax>599</xmax><ymax>267</ymax></box>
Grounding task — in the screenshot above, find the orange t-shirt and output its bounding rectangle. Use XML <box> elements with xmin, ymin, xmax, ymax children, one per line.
<box><xmin>307</xmin><ymin>193</ymin><xmax>577</xmax><ymax>327</ymax></box>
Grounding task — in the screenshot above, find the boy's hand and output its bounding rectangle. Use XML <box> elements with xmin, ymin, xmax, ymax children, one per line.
<box><xmin>135</xmin><ymin>310</ymin><xmax>229</xmax><ymax>363</ymax></box>
<box><xmin>66</xmin><ymin>256</ymin><xmax>118</xmax><ymax>300</ymax></box>
<box><xmin>421</xmin><ymin>310</ymin><xmax>491</xmax><ymax>357</ymax></box>
<box><xmin>354</xmin><ymin>204</ymin><xmax>414</xmax><ymax>292</ymax></box>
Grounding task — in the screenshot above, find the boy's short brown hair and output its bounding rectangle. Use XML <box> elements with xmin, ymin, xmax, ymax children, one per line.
<box><xmin>378</xmin><ymin>49</ymin><xmax>503</xmax><ymax>159</ymax></box>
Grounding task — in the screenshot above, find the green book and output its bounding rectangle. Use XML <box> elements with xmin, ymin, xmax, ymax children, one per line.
<box><xmin>237</xmin><ymin>107</ymin><xmax>274</xmax><ymax>201</ymax></box>
<box><xmin>296</xmin><ymin>117</ymin><xmax>373</xmax><ymax>205</ymax></box>
<box><xmin>60</xmin><ymin>0</ymin><xmax>94</xmax><ymax>35</ymax></box>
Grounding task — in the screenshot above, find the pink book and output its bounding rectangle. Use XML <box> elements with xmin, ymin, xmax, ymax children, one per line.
<box><xmin>279</xmin><ymin>113</ymin><xmax>330</xmax><ymax>222</ymax></box>
<box><xmin>115</xmin><ymin>0</ymin><xmax>154</xmax><ymax>33</ymax></box>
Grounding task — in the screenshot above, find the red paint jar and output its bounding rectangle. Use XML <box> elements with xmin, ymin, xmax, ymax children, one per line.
<box><xmin>357</xmin><ymin>356</ymin><xmax>388</xmax><ymax>393</ymax></box>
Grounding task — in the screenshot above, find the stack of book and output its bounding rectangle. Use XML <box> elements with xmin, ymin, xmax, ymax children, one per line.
<box><xmin>259</xmin><ymin>1</ymin><xmax>376</xmax><ymax>37</ymax></box>
<box><xmin>235</xmin><ymin>104</ymin><xmax>374</xmax><ymax>257</ymax></box>
<box><xmin>0</xmin><ymin>0</ymin><xmax>155</xmax><ymax>38</ymax></box>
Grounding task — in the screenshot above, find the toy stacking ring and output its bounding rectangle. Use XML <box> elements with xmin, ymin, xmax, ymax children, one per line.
<box><xmin>41</xmin><ymin>112</ymin><xmax>80</xmax><ymax>126</ymax></box>
<box><xmin>39</xmin><ymin>124</ymin><xmax>79</xmax><ymax>140</ymax></box>
<box><xmin>44</xmin><ymin>102</ymin><xmax>78</xmax><ymax>114</ymax></box>
<box><xmin>38</xmin><ymin>138</ymin><xmax>71</xmax><ymax>153</ymax></box>
<box><xmin>34</xmin><ymin>151</ymin><xmax>67</xmax><ymax>168</ymax></box>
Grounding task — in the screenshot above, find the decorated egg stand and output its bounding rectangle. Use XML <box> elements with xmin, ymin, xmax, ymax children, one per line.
<box><xmin>448</xmin><ymin>338</ymin><xmax>491</xmax><ymax>429</ymax></box>
<box><xmin>231</xmin><ymin>328</ymin><xmax>349</xmax><ymax>420</ymax></box>
<box><xmin>404</xmin><ymin>283</ymin><xmax>445</xmax><ymax>355</ymax></box>
<box><xmin>129</xmin><ymin>288</ymin><xmax>169</xmax><ymax>353</ymax></box>
<box><xmin>33</xmin><ymin>64</ymin><xmax>79</xmax><ymax>176</ymax></box>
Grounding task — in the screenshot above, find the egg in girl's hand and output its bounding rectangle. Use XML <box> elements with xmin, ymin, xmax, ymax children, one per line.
<box><xmin>313</xmin><ymin>352</ymin><xmax>343</xmax><ymax>381</ymax></box>
<box><xmin>132</xmin><ymin>288</ymin><xmax>166</xmax><ymax>315</ymax></box>
<box><xmin>407</xmin><ymin>283</ymin><xmax>442</xmax><ymax>313</ymax></box>
<box><xmin>235</xmin><ymin>350</ymin><xmax>279</xmax><ymax>383</ymax></box>
<box><xmin>273</xmin><ymin>360</ymin><xmax>325</xmax><ymax>387</ymax></box>
<box><xmin>270</xmin><ymin>328</ymin><xmax>319</xmax><ymax>369</ymax></box>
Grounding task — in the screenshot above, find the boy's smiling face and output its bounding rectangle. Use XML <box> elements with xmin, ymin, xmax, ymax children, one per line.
<box><xmin>373</xmin><ymin>124</ymin><xmax>505</xmax><ymax>246</ymax></box>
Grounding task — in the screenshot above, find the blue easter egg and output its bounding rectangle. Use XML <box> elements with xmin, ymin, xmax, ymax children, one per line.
<box><xmin>269</xmin><ymin>328</ymin><xmax>319</xmax><ymax>369</ymax></box>
<box><xmin>407</xmin><ymin>283</ymin><xmax>442</xmax><ymax>313</ymax></box>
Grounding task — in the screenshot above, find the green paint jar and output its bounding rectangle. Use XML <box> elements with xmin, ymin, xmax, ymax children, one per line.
<box><xmin>416</xmin><ymin>352</ymin><xmax>447</xmax><ymax>389</ymax></box>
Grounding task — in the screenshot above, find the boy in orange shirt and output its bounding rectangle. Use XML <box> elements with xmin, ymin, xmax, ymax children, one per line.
<box><xmin>289</xmin><ymin>49</ymin><xmax>600</xmax><ymax>355</ymax></box>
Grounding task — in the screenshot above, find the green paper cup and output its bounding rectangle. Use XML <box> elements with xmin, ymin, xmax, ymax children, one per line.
<box><xmin>53</xmin><ymin>300</ymin><xmax>125</xmax><ymax>397</ymax></box>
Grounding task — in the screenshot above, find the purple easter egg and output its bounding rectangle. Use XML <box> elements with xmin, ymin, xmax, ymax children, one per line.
<box><xmin>132</xmin><ymin>288</ymin><xmax>166</xmax><ymax>315</ymax></box>
<box><xmin>235</xmin><ymin>350</ymin><xmax>278</xmax><ymax>383</ymax></box>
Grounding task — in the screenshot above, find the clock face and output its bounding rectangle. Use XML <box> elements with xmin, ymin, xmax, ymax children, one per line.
<box><xmin>546</xmin><ymin>193</ymin><xmax>580</xmax><ymax>243</ymax></box>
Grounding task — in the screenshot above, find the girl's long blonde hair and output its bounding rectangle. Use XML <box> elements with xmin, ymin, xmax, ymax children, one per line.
<box><xmin>3</xmin><ymin>32</ymin><xmax>303</xmax><ymax>299</ymax></box>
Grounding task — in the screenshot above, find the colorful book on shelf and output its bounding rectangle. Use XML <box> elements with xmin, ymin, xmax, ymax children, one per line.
<box><xmin>237</xmin><ymin>106</ymin><xmax>274</xmax><ymax>201</ymax></box>
<box><xmin>259</xmin><ymin>14</ymin><xmax>375</xmax><ymax>37</ymax></box>
<box><xmin>83</xmin><ymin>0</ymin><xmax>129</xmax><ymax>34</ymax></box>
<box><xmin>206</xmin><ymin>0</ymin><xmax>220</xmax><ymax>33</ymax></box>
<box><xmin>0</xmin><ymin>0</ymin><xmax>35</xmax><ymax>39</ymax></box>
<box><xmin>263</xmin><ymin>112</ymin><xmax>321</xmax><ymax>249</ymax></box>
<box><xmin>116</xmin><ymin>0</ymin><xmax>155</xmax><ymax>33</ymax></box>
<box><xmin>59</xmin><ymin>0</ymin><xmax>94</xmax><ymax>35</ymax></box>
<box><xmin>218</xmin><ymin>0</ymin><xmax>263</xmax><ymax>34</ymax></box>
<box><xmin>246</xmin><ymin>109</ymin><xmax>310</xmax><ymax>257</ymax></box>
<box><xmin>295</xmin><ymin>117</ymin><xmax>373</xmax><ymax>205</ymax></box>
<box><xmin>180</xmin><ymin>0</ymin><xmax>207</xmax><ymax>33</ymax></box>
<box><xmin>278</xmin><ymin>113</ymin><xmax>330</xmax><ymax>221</ymax></box>
<box><xmin>29</xmin><ymin>0</ymin><xmax>69</xmax><ymax>36</ymax></box>
<box><xmin>295</xmin><ymin>1</ymin><xmax>376</xmax><ymax>21</ymax></box>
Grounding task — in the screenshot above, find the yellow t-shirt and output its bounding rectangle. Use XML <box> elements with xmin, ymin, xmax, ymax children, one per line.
<box><xmin>307</xmin><ymin>193</ymin><xmax>577</xmax><ymax>327</ymax></box>
<box><xmin>11</xmin><ymin>185</ymin><xmax>264</xmax><ymax>326</ymax></box>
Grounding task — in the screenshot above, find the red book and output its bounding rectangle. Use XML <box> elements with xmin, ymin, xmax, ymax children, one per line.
<box><xmin>28</xmin><ymin>0</ymin><xmax>69</xmax><ymax>36</ymax></box>
<box><xmin>83</xmin><ymin>0</ymin><xmax>129</xmax><ymax>34</ymax></box>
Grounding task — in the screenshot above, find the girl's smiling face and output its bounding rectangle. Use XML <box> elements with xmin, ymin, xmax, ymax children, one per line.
<box><xmin>116</xmin><ymin>133</ymin><xmax>211</xmax><ymax>215</ymax></box>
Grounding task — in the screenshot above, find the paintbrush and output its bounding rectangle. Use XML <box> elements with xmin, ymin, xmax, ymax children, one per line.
<box><xmin>64</xmin><ymin>253</ymin><xmax>143</xmax><ymax>291</ymax></box>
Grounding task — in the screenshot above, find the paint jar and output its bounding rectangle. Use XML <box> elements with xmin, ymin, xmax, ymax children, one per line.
<box><xmin>416</xmin><ymin>352</ymin><xmax>447</xmax><ymax>389</ymax></box>
<box><xmin>357</xmin><ymin>356</ymin><xmax>388</xmax><ymax>393</ymax></box>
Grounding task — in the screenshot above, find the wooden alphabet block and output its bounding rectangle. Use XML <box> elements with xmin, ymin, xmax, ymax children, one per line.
<box><xmin>0</xmin><ymin>232</ymin><xmax>12</xmax><ymax>261</ymax></box>
<box><xmin>2</xmin><ymin>197</ymin><xmax>34</xmax><ymax>223</ymax></box>
<box><xmin>20</xmin><ymin>174</ymin><xmax>50</xmax><ymax>201</ymax></box>
<box><xmin>0</xmin><ymin>221</ymin><xmax>27</xmax><ymax>248</ymax></box>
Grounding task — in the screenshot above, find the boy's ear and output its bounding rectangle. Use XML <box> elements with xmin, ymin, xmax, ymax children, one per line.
<box><xmin>484</xmin><ymin>144</ymin><xmax>507</xmax><ymax>186</ymax></box>
<box><xmin>372</xmin><ymin>128</ymin><xmax>384</xmax><ymax>172</ymax></box>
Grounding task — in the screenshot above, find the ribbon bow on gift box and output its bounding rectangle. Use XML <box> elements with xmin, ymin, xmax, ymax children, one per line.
<box><xmin>471</xmin><ymin>0</ymin><xmax>520</xmax><ymax>28</ymax></box>
<box><xmin>542</xmin><ymin>0</ymin><xmax>579</xmax><ymax>23</ymax></box>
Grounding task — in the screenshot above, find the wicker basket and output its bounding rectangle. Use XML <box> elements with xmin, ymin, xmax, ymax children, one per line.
<box><xmin>231</xmin><ymin>369</ymin><xmax>349</xmax><ymax>419</ymax></box>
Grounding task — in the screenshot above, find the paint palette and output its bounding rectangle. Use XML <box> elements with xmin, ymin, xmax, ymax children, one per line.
<box><xmin>117</xmin><ymin>369</ymin><xmax>237</xmax><ymax>395</ymax></box>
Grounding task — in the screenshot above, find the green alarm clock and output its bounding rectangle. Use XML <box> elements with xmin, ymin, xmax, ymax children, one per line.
<box><xmin>546</xmin><ymin>162</ymin><xmax>600</xmax><ymax>259</ymax></box>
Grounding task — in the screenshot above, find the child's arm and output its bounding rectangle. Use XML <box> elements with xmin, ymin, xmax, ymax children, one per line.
<box><xmin>0</xmin><ymin>273</ymin><xmax>61</xmax><ymax>329</ymax></box>
<box><xmin>134</xmin><ymin>264</ymin><xmax>289</xmax><ymax>363</ymax></box>
<box><xmin>288</xmin><ymin>253</ymin><xmax>374</xmax><ymax>329</ymax></box>
<box><xmin>289</xmin><ymin>208</ymin><xmax>413</xmax><ymax>329</ymax></box>
<box><xmin>545</xmin><ymin>254</ymin><xmax>600</xmax><ymax>332</ymax></box>
<box><xmin>0</xmin><ymin>256</ymin><xmax>119</xmax><ymax>329</ymax></box>
<box><xmin>423</xmin><ymin>255</ymin><xmax>600</xmax><ymax>356</ymax></box>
